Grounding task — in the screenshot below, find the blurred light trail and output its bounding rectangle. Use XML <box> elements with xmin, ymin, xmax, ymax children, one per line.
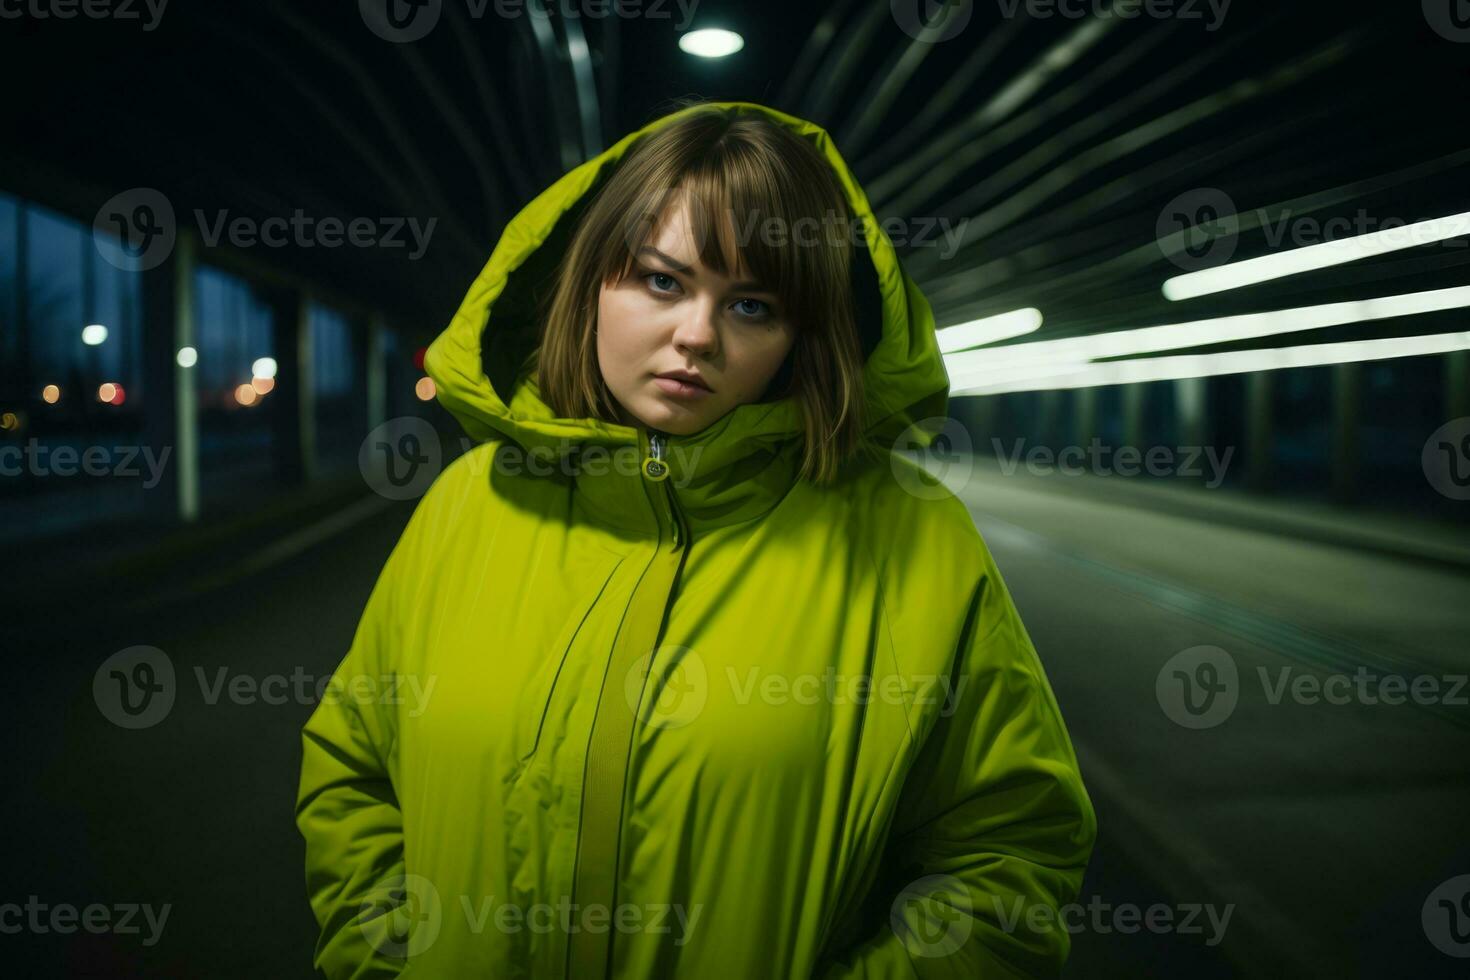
<box><xmin>936</xmin><ymin>308</ymin><xmax>1043</xmax><ymax>354</ymax></box>
<box><xmin>1163</xmin><ymin>210</ymin><xmax>1470</xmax><ymax>300</ymax></box>
<box><xmin>953</xmin><ymin>330</ymin><xmax>1470</xmax><ymax>395</ymax></box>
<box><xmin>946</xmin><ymin>284</ymin><xmax>1470</xmax><ymax>384</ymax></box>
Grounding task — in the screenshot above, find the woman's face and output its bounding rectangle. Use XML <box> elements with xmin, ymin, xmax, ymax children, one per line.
<box><xmin>596</xmin><ymin>195</ymin><xmax>797</xmax><ymax>436</ymax></box>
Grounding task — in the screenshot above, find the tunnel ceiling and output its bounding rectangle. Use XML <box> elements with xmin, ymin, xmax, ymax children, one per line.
<box><xmin>1</xmin><ymin>2</ymin><xmax>1467</xmax><ymax>354</ymax></box>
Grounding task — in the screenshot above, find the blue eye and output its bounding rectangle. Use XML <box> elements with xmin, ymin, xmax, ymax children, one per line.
<box><xmin>732</xmin><ymin>298</ymin><xmax>772</xmax><ymax>320</ymax></box>
<box><xmin>644</xmin><ymin>272</ymin><xmax>680</xmax><ymax>294</ymax></box>
<box><xmin>640</xmin><ymin>267</ymin><xmax>773</xmax><ymax>321</ymax></box>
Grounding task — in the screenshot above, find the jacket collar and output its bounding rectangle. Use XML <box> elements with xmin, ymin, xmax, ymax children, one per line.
<box><xmin>424</xmin><ymin>101</ymin><xmax>950</xmax><ymax>536</ymax></box>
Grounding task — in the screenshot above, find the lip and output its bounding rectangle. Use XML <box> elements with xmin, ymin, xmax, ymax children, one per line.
<box><xmin>653</xmin><ymin>371</ymin><xmax>712</xmax><ymax>392</ymax></box>
<box><xmin>652</xmin><ymin>374</ymin><xmax>714</xmax><ymax>399</ymax></box>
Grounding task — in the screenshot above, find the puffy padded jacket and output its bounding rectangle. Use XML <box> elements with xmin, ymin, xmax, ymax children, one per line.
<box><xmin>296</xmin><ymin>100</ymin><xmax>1096</xmax><ymax>980</ymax></box>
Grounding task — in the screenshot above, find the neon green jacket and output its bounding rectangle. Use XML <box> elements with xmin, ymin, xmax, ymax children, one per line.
<box><xmin>296</xmin><ymin>101</ymin><xmax>1095</xmax><ymax>980</ymax></box>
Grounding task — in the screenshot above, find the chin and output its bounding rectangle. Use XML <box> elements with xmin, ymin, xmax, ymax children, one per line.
<box><xmin>630</xmin><ymin>396</ymin><xmax>713</xmax><ymax>436</ymax></box>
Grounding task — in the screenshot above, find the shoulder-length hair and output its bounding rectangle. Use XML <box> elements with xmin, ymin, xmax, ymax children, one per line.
<box><xmin>536</xmin><ymin>100</ymin><xmax>869</xmax><ymax>485</ymax></box>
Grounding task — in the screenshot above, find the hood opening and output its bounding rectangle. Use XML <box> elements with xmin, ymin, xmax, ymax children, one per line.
<box><xmin>425</xmin><ymin>101</ymin><xmax>952</xmax><ymax>483</ymax></box>
<box><xmin>479</xmin><ymin>158</ymin><xmax>890</xmax><ymax>408</ymax></box>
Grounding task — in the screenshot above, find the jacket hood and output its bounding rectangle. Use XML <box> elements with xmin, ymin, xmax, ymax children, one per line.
<box><xmin>423</xmin><ymin>101</ymin><xmax>950</xmax><ymax>531</ymax></box>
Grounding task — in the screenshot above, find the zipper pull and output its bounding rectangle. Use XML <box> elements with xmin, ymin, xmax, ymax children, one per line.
<box><xmin>643</xmin><ymin>432</ymin><xmax>671</xmax><ymax>482</ymax></box>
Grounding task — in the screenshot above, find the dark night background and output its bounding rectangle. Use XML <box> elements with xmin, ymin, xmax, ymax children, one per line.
<box><xmin>2</xmin><ymin>1</ymin><xmax>1470</xmax><ymax>976</ymax></box>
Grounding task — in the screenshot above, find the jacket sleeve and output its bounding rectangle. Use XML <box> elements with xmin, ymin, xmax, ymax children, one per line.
<box><xmin>294</xmin><ymin>491</ymin><xmax>430</xmax><ymax>979</ymax></box>
<box><xmin>815</xmin><ymin>538</ymin><xmax>1098</xmax><ymax>979</ymax></box>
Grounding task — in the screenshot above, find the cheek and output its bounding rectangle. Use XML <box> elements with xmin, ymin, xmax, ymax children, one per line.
<box><xmin>596</xmin><ymin>289</ymin><xmax>644</xmax><ymax>378</ymax></box>
<box><xmin>733</xmin><ymin>331</ymin><xmax>796</xmax><ymax>389</ymax></box>
<box><xmin>596</xmin><ymin>287</ymin><xmax>667</xmax><ymax>382</ymax></box>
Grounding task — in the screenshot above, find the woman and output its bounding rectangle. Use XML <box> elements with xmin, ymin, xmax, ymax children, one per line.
<box><xmin>296</xmin><ymin>99</ymin><xmax>1096</xmax><ymax>979</ymax></box>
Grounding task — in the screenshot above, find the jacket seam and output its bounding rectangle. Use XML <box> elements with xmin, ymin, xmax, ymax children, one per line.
<box><xmin>857</xmin><ymin>529</ymin><xmax>920</xmax><ymax>747</ymax></box>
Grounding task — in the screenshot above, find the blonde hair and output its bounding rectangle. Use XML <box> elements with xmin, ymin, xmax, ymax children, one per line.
<box><xmin>536</xmin><ymin>99</ymin><xmax>870</xmax><ymax>485</ymax></box>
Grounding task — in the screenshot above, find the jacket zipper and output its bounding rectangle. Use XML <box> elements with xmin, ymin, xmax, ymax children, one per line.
<box><xmin>562</xmin><ymin>430</ymin><xmax>688</xmax><ymax>979</ymax></box>
<box><xmin>569</xmin><ymin>429</ymin><xmax>688</xmax><ymax>980</ymax></box>
<box><xmin>643</xmin><ymin>431</ymin><xmax>687</xmax><ymax>549</ymax></box>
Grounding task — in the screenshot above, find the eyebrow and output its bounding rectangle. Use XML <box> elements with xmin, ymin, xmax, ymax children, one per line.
<box><xmin>637</xmin><ymin>246</ymin><xmax>772</xmax><ymax>294</ymax></box>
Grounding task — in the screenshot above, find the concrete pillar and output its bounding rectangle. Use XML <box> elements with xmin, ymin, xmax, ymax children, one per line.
<box><xmin>140</xmin><ymin>227</ymin><xmax>198</xmax><ymax>523</ymax></box>
<box><xmin>1447</xmin><ymin>350</ymin><xmax>1470</xmax><ymax>422</ymax></box>
<box><xmin>1122</xmin><ymin>383</ymin><xmax>1145</xmax><ymax>452</ymax></box>
<box><xmin>5</xmin><ymin>205</ymin><xmax>30</xmax><ymax>405</ymax></box>
<box><xmin>1331</xmin><ymin>362</ymin><xmax>1361</xmax><ymax>503</ymax></box>
<box><xmin>298</xmin><ymin>297</ymin><xmax>317</xmax><ymax>481</ymax></box>
<box><xmin>1246</xmin><ymin>371</ymin><xmax>1273</xmax><ymax>492</ymax></box>
<box><xmin>1074</xmin><ymin>386</ymin><xmax>1096</xmax><ymax>449</ymax></box>
<box><xmin>366</xmin><ymin>313</ymin><xmax>388</xmax><ymax>433</ymax></box>
<box><xmin>175</xmin><ymin>232</ymin><xmax>199</xmax><ymax>521</ymax></box>
<box><xmin>10</xmin><ymin>205</ymin><xmax>30</xmax><ymax>392</ymax></box>
<box><xmin>966</xmin><ymin>395</ymin><xmax>997</xmax><ymax>456</ymax></box>
<box><xmin>1037</xmin><ymin>389</ymin><xmax>1060</xmax><ymax>449</ymax></box>
<box><xmin>267</xmin><ymin>288</ymin><xmax>314</xmax><ymax>485</ymax></box>
<box><xmin>1175</xmin><ymin>376</ymin><xmax>1207</xmax><ymax>451</ymax></box>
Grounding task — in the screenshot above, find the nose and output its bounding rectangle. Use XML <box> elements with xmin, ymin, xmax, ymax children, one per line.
<box><xmin>671</xmin><ymin>296</ymin><xmax>720</xmax><ymax>359</ymax></box>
